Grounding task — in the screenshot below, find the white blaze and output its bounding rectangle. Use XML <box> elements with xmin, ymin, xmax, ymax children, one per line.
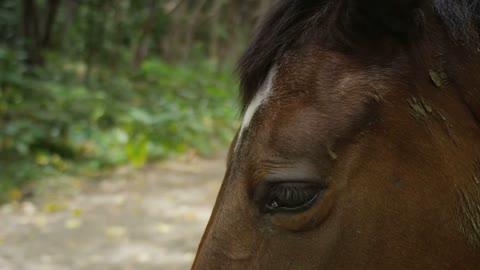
<box><xmin>235</xmin><ymin>69</ymin><xmax>276</xmax><ymax>152</ymax></box>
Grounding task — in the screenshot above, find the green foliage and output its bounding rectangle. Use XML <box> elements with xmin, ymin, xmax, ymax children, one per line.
<box><xmin>0</xmin><ymin>52</ymin><xmax>239</xmax><ymax>201</ymax></box>
<box><xmin>0</xmin><ymin>0</ymin><xmax>260</xmax><ymax>202</ymax></box>
<box><xmin>0</xmin><ymin>0</ymin><xmax>20</xmax><ymax>45</ymax></box>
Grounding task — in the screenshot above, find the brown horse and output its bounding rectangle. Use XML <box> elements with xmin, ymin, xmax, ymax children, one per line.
<box><xmin>193</xmin><ymin>0</ymin><xmax>480</xmax><ymax>269</ymax></box>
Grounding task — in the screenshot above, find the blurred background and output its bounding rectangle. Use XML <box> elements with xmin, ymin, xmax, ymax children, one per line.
<box><xmin>0</xmin><ymin>1</ymin><xmax>271</xmax><ymax>269</ymax></box>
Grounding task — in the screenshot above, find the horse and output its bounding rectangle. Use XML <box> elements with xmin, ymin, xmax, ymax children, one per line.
<box><xmin>193</xmin><ymin>0</ymin><xmax>480</xmax><ymax>269</ymax></box>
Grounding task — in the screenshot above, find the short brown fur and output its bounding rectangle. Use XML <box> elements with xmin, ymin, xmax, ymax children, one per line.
<box><xmin>193</xmin><ymin>1</ymin><xmax>480</xmax><ymax>269</ymax></box>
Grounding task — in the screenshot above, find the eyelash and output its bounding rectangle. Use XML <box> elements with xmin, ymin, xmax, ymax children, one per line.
<box><xmin>262</xmin><ymin>183</ymin><xmax>321</xmax><ymax>213</ymax></box>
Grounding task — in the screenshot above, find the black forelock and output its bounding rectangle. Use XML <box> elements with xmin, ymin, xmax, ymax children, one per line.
<box><xmin>433</xmin><ymin>0</ymin><xmax>480</xmax><ymax>47</ymax></box>
<box><xmin>236</xmin><ymin>0</ymin><xmax>331</xmax><ymax>112</ymax></box>
<box><xmin>237</xmin><ymin>0</ymin><xmax>480</xmax><ymax>111</ymax></box>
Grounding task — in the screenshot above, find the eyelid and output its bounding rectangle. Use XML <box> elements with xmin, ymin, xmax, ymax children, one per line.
<box><xmin>256</xmin><ymin>181</ymin><xmax>325</xmax><ymax>214</ymax></box>
<box><xmin>267</xmin><ymin>191</ymin><xmax>321</xmax><ymax>213</ymax></box>
<box><xmin>252</xmin><ymin>159</ymin><xmax>327</xmax><ymax>184</ymax></box>
<box><xmin>263</xmin><ymin>176</ymin><xmax>325</xmax><ymax>185</ymax></box>
<box><xmin>252</xmin><ymin>179</ymin><xmax>326</xmax><ymax>206</ymax></box>
<box><xmin>261</xmin><ymin>173</ymin><xmax>328</xmax><ymax>192</ymax></box>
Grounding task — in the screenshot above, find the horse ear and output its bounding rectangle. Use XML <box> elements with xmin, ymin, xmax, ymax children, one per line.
<box><xmin>335</xmin><ymin>0</ymin><xmax>424</xmax><ymax>46</ymax></box>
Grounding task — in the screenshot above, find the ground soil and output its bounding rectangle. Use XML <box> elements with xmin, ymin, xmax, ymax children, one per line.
<box><xmin>0</xmin><ymin>155</ymin><xmax>225</xmax><ymax>270</ymax></box>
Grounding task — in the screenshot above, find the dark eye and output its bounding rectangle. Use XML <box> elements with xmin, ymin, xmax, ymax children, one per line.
<box><xmin>261</xmin><ymin>183</ymin><xmax>321</xmax><ymax>213</ymax></box>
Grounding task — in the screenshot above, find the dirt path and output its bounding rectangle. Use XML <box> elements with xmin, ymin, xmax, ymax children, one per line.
<box><xmin>0</xmin><ymin>156</ymin><xmax>225</xmax><ymax>270</ymax></box>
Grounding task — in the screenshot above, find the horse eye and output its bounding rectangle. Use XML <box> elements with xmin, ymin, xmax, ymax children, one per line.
<box><xmin>262</xmin><ymin>183</ymin><xmax>321</xmax><ymax>213</ymax></box>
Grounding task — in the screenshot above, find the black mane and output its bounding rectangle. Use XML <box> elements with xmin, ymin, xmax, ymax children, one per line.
<box><xmin>434</xmin><ymin>0</ymin><xmax>480</xmax><ymax>46</ymax></box>
<box><xmin>237</xmin><ymin>0</ymin><xmax>480</xmax><ymax>111</ymax></box>
<box><xmin>237</xmin><ymin>0</ymin><xmax>330</xmax><ymax>111</ymax></box>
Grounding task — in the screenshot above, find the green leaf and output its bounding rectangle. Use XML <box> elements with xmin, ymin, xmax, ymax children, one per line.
<box><xmin>125</xmin><ymin>135</ymin><xmax>149</xmax><ymax>167</ymax></box>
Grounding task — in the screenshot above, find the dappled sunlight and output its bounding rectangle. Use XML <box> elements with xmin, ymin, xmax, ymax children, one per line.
<box><xmin>0</xmin><ymin>156</ymin><xmax>224</xmax><ymax>269</ymax></box>
<box><xmin>0</xmin><ymin>0</ymin><xmax>269</xmax><ymax>269</ymax></box>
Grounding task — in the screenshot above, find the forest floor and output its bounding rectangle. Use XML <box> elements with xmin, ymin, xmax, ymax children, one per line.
<box><xmin>0</xmin><ymin>154</ymin><xmax>225</xmax><ymax>270</ymax></box>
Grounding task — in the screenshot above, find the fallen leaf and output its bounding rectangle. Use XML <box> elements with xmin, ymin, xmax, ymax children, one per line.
<box><xmin>183</xmin><ymin>213</ymin><xmax>198</xmax><ymax>222</ymax></box>
<box><xmin>105</xmin><ymin>226</ymin><xmax>127</xmax><ymax>239</ymax></box>
<box><xmin>8</xmin><ymin>189</ymin><xmax>22</xmax><ymax>201</ymax></box>
<box><xmin>65</xmin><ymin>218</ymin><xmax>83</xmax><ymax>230</ymax></box>
<box><xmin>136</xmin><ymin>253</ymin><xmax>151</xmax><ymax>263</ymax></box>
<box><xmin>166</xmin><ymin>194</ymin><xmax>178</xmax><ymax>200</ymax></box>
<box><xmin>156</xmin><ymin>223</ymin><xmax>172</xmax><ymax>234</ymax></box>
<box><xmin>183</xmin><ymin>252</ymin><xmax>195</xmax><ymax>261</ymax></box>
<box><xmin>44</xmin><ymin>202</ymin><xmax>64</xmax><ymax>213</ymax></box>
<box><xmin>71</xmin><ymin>208</ymin><xmax>83</xmax><ymax>217</ymax></box>
<box><xmin>34</xmin><ymin>215</ymin><xmax>49</xmax><ymax>228</ymax></box>
<box><xmin>113</xmin><ymin>195</ymin><xmax>126</xmax><ymax>205</ymax></box>
<box><xmin>72</xmin><ymin>179</ymin><xmax>83</xmax><ymax>189</ymax></box>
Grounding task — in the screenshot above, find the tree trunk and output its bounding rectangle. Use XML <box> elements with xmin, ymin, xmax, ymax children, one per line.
<box><xmin>22</xmin><ymin>0</ymin><xmax>42</xmax><ymax>66</ymax></box>
<box><xmin>161</xmin><ymin>0</ymin><xmax>187</xmax><ymax>62</ymax></box>
<box><xmin>208</xmin><ymin>0</ymin><xmax>226</xmax><ymax>61</ymax></box>
<box><xmin>110</xmin><ymin>4</ymin><xmax>125</xmax><ymax>68</ymax></box>
<box><xmin>182</xmin><ymin>0</ymin><xmax>208</xmax><ymax>61</ymax></box>
<box><xmin>61</xmin><ymin>0</ymin><xmax>77</xmax><ymax>44</ymax></box>
<box><xmin>42</xmin><ymin>0</ymin><xmax>61</xmax><ymax>48</ymax></box>
<box><xmin>84</xmin><ymin>1</ymin><xmax>105</xmax><ymax>83</ymax></box>
<box><xmin>132</xmin><ymin>0</ymin><xmax>159</xmax><ymax>71</ymax></box>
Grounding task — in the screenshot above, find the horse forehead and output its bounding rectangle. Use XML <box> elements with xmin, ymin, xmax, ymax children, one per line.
<box><xmin>235</xmin><ymin>69</ymin><xmax>277</xmax><ymax>152</ymax></box>
<box><xmin>234</xmin><ymin>66</ymin><xmax>369</xmax><ymax>154</ymax></box>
